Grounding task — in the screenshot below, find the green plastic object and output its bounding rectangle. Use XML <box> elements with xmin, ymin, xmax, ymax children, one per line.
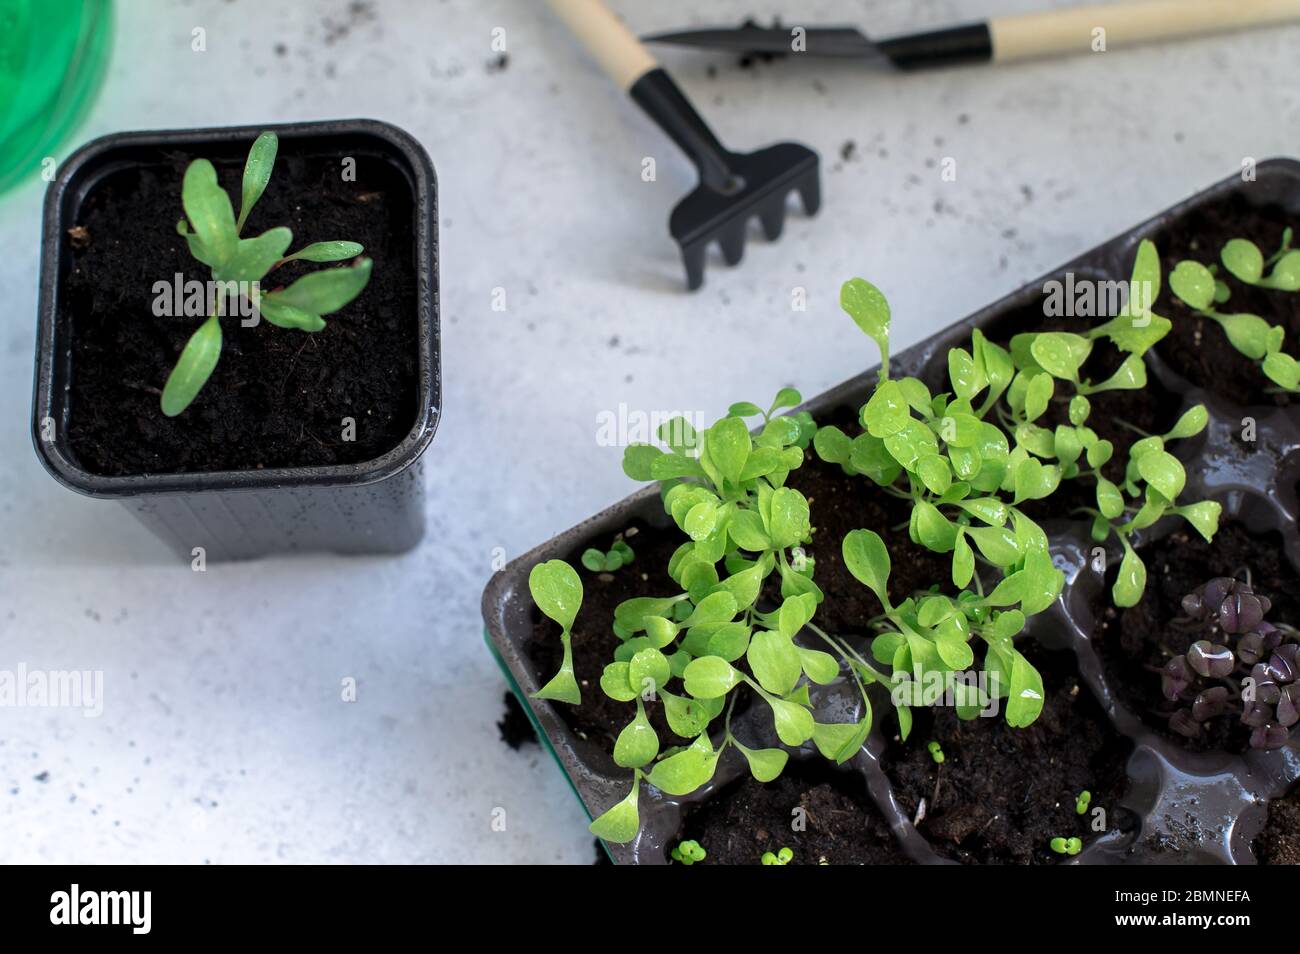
<box><xmin>0</xmin><ymin>0</ymin><xmax>113</xmax><ymax>195</ymax></box>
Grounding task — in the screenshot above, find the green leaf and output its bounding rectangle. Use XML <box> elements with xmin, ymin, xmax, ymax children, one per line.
<box><xmin>1112</xmin><ymin>544</ymin><xmax>1147</xmax><ymax>608</ymax></box>
<box><xmin>736</xmin><ymin>743</ymin><xmax>788</xmax><ymax>782</ymax></box>
<box><xmin>1265</xmin><ymin>250</ymin><xmax>1300</xmax><ymax>291</ymax></box>
<box><xmin>1024</xmin><ymin>372</ymin><xmax>1053</xmax><ymax>422</ymax></box>
<box><xmin>798</xmin><ymin>647</ymin><xmax>840</xmax><ymax>684</ymax></box>
<box><xmin>935</xmin><ymin>630</ymin><xmax>974</xmax><ymax>670</ymax></box>
<box><xmin>682</xmin><ymin>656</ymin><xmax>740</xmax><ymax>699</ymax></box>
<box><xmin>182</xmin><ymin>158</ymin><xmax>237</xmax><ymax>266</ymax></box>
<box><xmin>272</xmin><ymin>258</ymin><xmax>373</xmax><ymax>315</ymax></box>
<box><xmin>748</xmin><ymin>631</ymin><xmax>802</xmax><ymax>696</ymax></box>
<box><xmin>811</xmin><ymin>716</ymin><xmax>870</xmax><ymax>763</ymax></box>
<box><xmin>948</xmin><ymin>347</ymin><xmax>983</xmax><ymax>401</ymax></box>
<box><xmin>913</xmin><ymin>501</ymin><xmax>957</xmax><ymax>552</ymax></box>
<box><xmin>777</xmin><ymin>594</ymin><xmax>816</xmax><ymax>639</ymax></box>
<box><xmin>1030</xmin><ymin>332</ymin><xmax>1091</xmax><ymax>381</ymax></box>
<box><xmin>662</xmin><ymin>691</ymin><xmax>723</xmax><ymax>738</ymax></box>
<box><xmin>1012</xmin><ymin>458</ymin><xmax>1061</xmax><ymax>503</ymax></box>
<box><xmin>842</xmin><ymin>529</ymin><xmax>891</xmax><ymax>604</ymax></box>
<box><xmin>863</xmin><ymin>379</ymin><xmax>909</xmax><ymax>437</ymax></box>
<box><xmin>841</xmin><ymin>278</ymin><xmax>891</xmax><ymax>371</ymax></box>
<box><xmin>1136</xmin><ymin>450</ymin><xmax>1185</xmax><ymax>502</ymax></box>
<box><xmin>706</xmin><ymin>416</ymin><xmax>751</xmax><ymax>484</ymax></box>
<box><xmin>622</xmin><ymin>444</ymin><xmax>663</xmax><ymax>481</ymax></box>
<box><xmin>648</xmin><ymin>735</ymin><xmax>718</xmax><ymax>795</ymax></box>
<box><xmin>237</xmin><ymin>131</ymin><xmax>278</xmax><ymax>233</ymax></box>
<box><xmin>769</xmin><ymin>387</ymin><xmax>802</xmax><ymax>414</ymax></box>
<box><xmin>581</xmin><ymin>548</ymin><xmax>605</xmax><ymax>572</ymax></box>
<box><xmin>966</xmin><ymin>524</ymin><xmax>1022</xmax><ymax>567</ymax></box>
<box><xmin>1216</xmin><ymin>313</ymin><xmax>1274</xmax><ymax>360</ymax></box>
<box><xmin>652</xmin><ymin>454</ymin><xmax>706</xmax><ymax>480</ymax></box>
<box><xmin>1166</xmin><ymin>404</ymin><xmax>1208</xmax><ymax>441</ymax></box>
<box><xmin>285</xmin><ymin>240</ymin><xmax>364</xmax><ymax>263</ymax></box>
<box><xmin>161</xmin><ymin>313</ymin><xmax>224</xmax><ymax>417</ymax></box>
<box><xmin>1069</xmin><ymin>394</ymin><xmax>1091</xmax><ymax>426</ymax></box>
<box><xmin>1176</xmin><ymin>500</ymin><xmax>1222</xmax><ymax>542</ymax></box>
<box><xmin>600</xmin><ymin>662</ymin><xmax>638</xmax><ymax>702</ymax></box>
<box><xmin>533</xmin><ymin>632</ymin><xmax>581</xmax><ymax>704</ymax></box>
<box><xmin>727</xmin><ymin>510</ymin><xmax>771</xmax><ymax>551</ymax></box>
<box><xmin>729</xmin><ymin>401</ymin><xmax>763</xmax><ymax>418</ymax></box>
<box><xmin>215</xmin><ymin>226</ymin><xmax>293</xmax><ymax>283</ymax></box>
<box><xmin>613</xmin><ymin>700</ymin><xmax>659</xmax><ymax>768</ymax></box>
<box><xmin>813</xmin><ymin>425</ymin><xmax>852</xmax><ymax>465</ymax></box>
<box><xmin>628</xmin><ymin>648</ymin><xmax>670</xmax><ymax>694</ymax></box>
<box><xmin>658</xmin><ymin>416</ymin><xmax>699</xmax><ymax>453</ymax></box>
<box><xmin>588</xmin><ymin>775</ymin><xmax>640</xmax><ymax>843</ymax></box>
<box><xmin>1096</xmin><ymin>478</ymin><xmax>1125</xmax><ymax>519</ymax></box>
<box><xmin>1170</xmin><ymin>260</ymin><xmax>1216</xmax><ymax>310</ymax></box>
<box><xmin>684</xmin><ymin>591</ymin><xmax>737</xmax><ymax>628</ymax></box>
<box><xmin>1264</xmin><ymin>352</ymin><xmax>1300</xmax><ymax>391</ymax></box>
<box><xmin>767</xmin><ymin>487</ymin><xmax>810</xmax><ymax>549</ymax></box>
<box><xmin>257</xmin><ymin>295</ymin><xmax>326</xmax><ymax>332</ymax></box>
<box><xmin>952</xmin><ymin>533</ymin><xmax>975</xmax><ymax>587</ymax></box>
<box><xmin>768</xmin><ymin>698</ymin><xmax>815</xmax><ymax>746</ymax></box>
<box><xmin>528</xmin><ymin>560</ymin><xmax>582</xmax><ymax>631</ymax></box>
<box><xmin>1005</xmin><ymin>651</ymin><xmax>1044</xmax><ymax>727</ymax></box>
<box><xmin>1087</xmin><ymin>353</ymin><xmax>1146</xmax><ymax>392</ymax></box>
<box><xmin>1221</xmin><ymin>238</ymin><xmax>1263</xmax><ymax>284</ymax></box>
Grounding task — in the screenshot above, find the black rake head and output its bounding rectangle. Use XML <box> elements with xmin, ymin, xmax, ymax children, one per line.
<box><xmin>670</xmin><ymin>142</ymin><xmax>821</xmax><ymax>290</ymax></box>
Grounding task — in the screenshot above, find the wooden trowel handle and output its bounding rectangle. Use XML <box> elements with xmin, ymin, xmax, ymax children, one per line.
<box><xmin>990</xmin><ymin>0</ymin><xmax>1300</xmax><ymax>62</ymax></box>
<box><xmin>546</xmin><ymin>0</ymin><xmax>658</xmax><ymax>90</ymax></box>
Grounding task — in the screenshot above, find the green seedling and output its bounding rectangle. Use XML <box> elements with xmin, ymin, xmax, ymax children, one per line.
<box><xmin>819</xmin><ymin>279</ymin><xmax>1063</xmax><ymax>732</ymax></box>
<box><xmin>1050</xmin><ymin>836</ymin><xmax>1083</xmax><ymax>856</ymax></box>
<box><xmin>761</xmin><ymin>847</ymin><xmax>794</xmax><ymax>865</ymax></box>
<box><xmin>166</xmin><ymin>131</ymin><xmax>372</xmax><ymax>416</ymax></box>
<box><xmin>1075</xmin><ymin>790</ymin><xmax>1091</xmax><ymax>815</ymax></box>
<box><xmin>582</xmin><ymin>538</ymin><xmax>635</xmax><ymax>573</ymax></box>
<box><xmin>670</xmin><ymin>839</ymin><xmax>706</xmax><ymax>864</ymax></box>
<box><xmin>927</xmin><ymin>740</ymin><xmax>945</xmax><ymax>764</ymax></box>
<box><xmin>1169</xmin><ymin>228</ymin><xmax>1300</xmax><ymax>392</ymax></box>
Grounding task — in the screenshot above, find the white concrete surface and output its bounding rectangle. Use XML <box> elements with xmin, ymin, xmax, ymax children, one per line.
<box><xmin>0</xmin><ymin>0</ymin><xmax>1296</xmax><ymax>863</ymax></box>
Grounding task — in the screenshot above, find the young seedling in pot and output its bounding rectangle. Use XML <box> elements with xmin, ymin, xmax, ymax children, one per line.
<box><xmin>1168</xmin><ymin>227</ymin><xmax>1300</xmax><ymax>393</ymax></box>
<box><xmin>582</xmin><ymin>537</ymin><xmax>635</xmax><ymax>573</ymax></box>
<box><xmin>670</xmin><ymin>839</ymin><xmax>706</xmax><ymax>865</ymax></box>
<box><xmin>1162</xmin><ymin>575</ymin><xmax>1297</xmax><ymax>750</ymax></box>
<box><xmin>166</xmin><ymin>131</ymin><xmax>373</xmax><ymax>416</ymax></box>
<box><xmin>761</xmin><ymin>847</ymin><xmax>794</xmax><ymax>865</ymax></box>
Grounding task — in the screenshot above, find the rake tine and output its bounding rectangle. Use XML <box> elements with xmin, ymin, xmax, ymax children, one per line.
<box><xmin>797</xmin><ymin>173</ymin><xmax>822</xmax><ymax>216</ymax></box>
<box><xmin>759</xmin><ymin>199</ymin><xmax>787</xmax><ymax>241</ymax></box>
<box><xmin>719</xmin><ymin>221</ymin><xmax>747</xmax><ymax>265</ymax></box>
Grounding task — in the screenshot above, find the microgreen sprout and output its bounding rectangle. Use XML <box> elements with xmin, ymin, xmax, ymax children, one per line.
<box><xmin>1168</xmin><ymin>227</ymin><xmax>1300</xmax><ymax>392</ymax></box>
<box><xmin>1049</xmin><ymin>836</ymin><xmax>1083</xmax><ymax>856</ymax></box>
<box><xmin>582</xmin><ymin>537</ymin><xmax>635</xmax><ymax>573</ymax></box>
<box><xmin>166</xmin><ymin>131</ymin><xmax>372</xmax><ymax>416</ymax></box>
<box><xmin>1075</xmin><ymin>790</ymin><xmax>1091</xmax><ymax>815</ymax></box>
<box><xmin>927</xmin><ymin>740</ymin><xmax>945</xmax><ymax>764</ymax></box>
<box><xmin>1163</xmin><ymin>576</ymin><xmax>1296</xmax><ymax>749</ymax></box>
<box><xmin>670</xmin><ymin>839</ymin><xmax>706</xmax><ymax>864</ymax></box>
<box><xmin>761</xmin><ymin>847</ymin><xmax>794</xmax><ymax>865</ymax></box>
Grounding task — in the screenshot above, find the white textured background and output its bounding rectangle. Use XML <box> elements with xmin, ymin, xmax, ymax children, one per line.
<box><xmin>0</xmin><ymin>0</ymin><xmax>1297</xmax><ymax>863</ymax></box>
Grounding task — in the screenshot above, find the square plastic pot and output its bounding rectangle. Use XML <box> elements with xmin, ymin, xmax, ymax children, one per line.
<box><xmin>32</xmin><ymin>119</ymin><xmax>440</xmax><ymax>560</ymax></box>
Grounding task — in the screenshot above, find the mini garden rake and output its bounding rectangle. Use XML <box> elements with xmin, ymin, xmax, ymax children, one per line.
<box><xmin>547</xmin><ymin>0</ymin><xmax>821</xmax><ymax>290</ymax></box>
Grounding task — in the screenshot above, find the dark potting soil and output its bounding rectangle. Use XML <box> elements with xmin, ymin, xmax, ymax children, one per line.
<box><xmin>62</xmin><ymin>138</ymin><xmax>419</xmax><ymax>475</ymax></box>
<box><xmin>676</xmin><ymin>758</ymin><xmax>913</xmax><ymax>865</ymax></box>
<box><xmin>1255</xmin><ymin>788</ymin><xmax>1300</xmax><ymax>864</ymax></box>
<box><xmin>883</xmin><ymin>644</ymin><xmax>1134</xmax><ymax>865</ymax></box>
<box><xmin>1150</xmin><ymin>194</ymin><xmax>1299</xmax><ymax>409</ymax></box>
<box><xmin>1093</xmin><ymin>521</ymin><xmax>1300</xmax><ymax>752</ymax></box>
<box><xmin>497</xmin><ymin>691</ymin><xmax>538</xmax><ymax>750</ymax></box>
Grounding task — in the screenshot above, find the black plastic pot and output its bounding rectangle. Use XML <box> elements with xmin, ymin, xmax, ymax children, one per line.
<box><xmin>32</xmin><ymin>119</ymin><xmax>440</xmax><ymax>560</ymax></box>
<box><xmin>483</xmin><ymin>159</ymin><xmax>1300</xmax><ymax>864</ymax></box>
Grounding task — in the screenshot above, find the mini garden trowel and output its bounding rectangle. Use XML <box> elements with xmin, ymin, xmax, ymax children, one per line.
<box><xmin>643</xmin><ymin>0</ymin><xmax>1300</xmax><ymax>71</ymax></box>
<box><xmin>546</xmin><ymin>0</ymin><xmax>820</xmax><ymax>291</ymax></box>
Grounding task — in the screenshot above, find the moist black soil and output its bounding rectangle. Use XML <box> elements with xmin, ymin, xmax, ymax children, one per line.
<box><xmin>1255</xmin><ymin>788</ymin><xmax>1300</xmax><ymax>864</ymax></box>
<box><xmin>1094</xmin><ymin>521</ymin><xmax>1300</xmax><ymax>752</ymax></box>
<box><xmin>883</xmin><ymin>644</ymin><xmax>1134</xmax><ymax>864</ymax></box>
<box><xmin>1150</xmin><ymin>194</ymin><xmax>1299</xmax><ymax>408</ymax></box>
<box><xmin>497</xmin><ymin>691</ymin><xmax>538</xmax><ymax>750</ymax></box>
<box><xmin>676</xmin><ymin>758</ymin><xmax>913</xmax><ymax>865</ymax></box>
<box><xmin>63</xmin><ymin>137</ymin><xmax>419</xmax><ymax>475</ymax></box>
